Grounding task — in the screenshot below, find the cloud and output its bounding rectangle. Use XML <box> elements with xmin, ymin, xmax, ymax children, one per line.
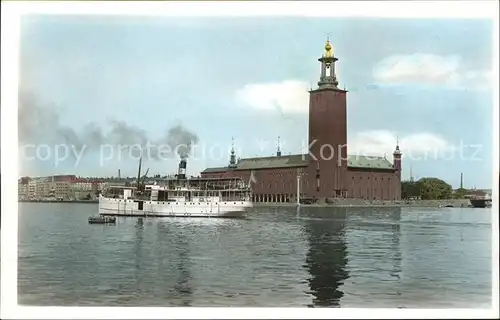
<box><xmin>348</xmin><ymin>130</ymin><xmax>453</xmax><ymax>160</ymax></box>
<box><xmin>234</xmin><ymin>80</ymin><xmax>310</xmax><ymax>114</ymax></box>
<box><xmin>373</xmin><ymin>54</ymin><xmax>492</xmax><ymax>91</ymax></box>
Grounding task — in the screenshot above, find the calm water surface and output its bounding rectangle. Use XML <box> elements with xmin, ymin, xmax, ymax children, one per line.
<box><xmin>18</xmin><ymin>203</ymin><xmax>492</xmax><ymax>307</ymax></box>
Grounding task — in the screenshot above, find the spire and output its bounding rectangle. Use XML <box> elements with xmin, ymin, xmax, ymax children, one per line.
<box><xmin>460</xmin><ymin>172</ymin><xmax>463</xmax><ymax>189</ymax></box>
<box><xmin>229</xmin><ymin>136</ymin><xmax>237</xmax><ymax>168</ymax></box>
<box><xmin>394</xmin><ymin>136</ymin><xmax>401</xmax><ymax>154</ymax></box>
<box><xmin>317</xmin><ymin>37</ymin><xmax>339</xmax><ymax>89</ymax></box>
<box><xmin>410</xmin><ymin>166</ymin><xmax>414</xmax><ymax>182</ymax></box>
<box><xmin>393</xmin><ymin>137</ymin><xmax>402</xmax><ymax>172</ymax></box>
<box><xmin>324</xmin><ymin>38</ymin><xmax>333</xmax><ymax>58</ymax></box>
<box><xmin>276</xmin><ymin>136</ymin><xmax>282</xmax><ymax>157</ymax></box>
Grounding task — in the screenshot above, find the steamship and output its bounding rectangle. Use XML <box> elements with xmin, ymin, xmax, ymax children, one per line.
<box><xmin>98</xmin><ymin>158</ymin><xmax>253</xmax><ymax>218</ymax></box>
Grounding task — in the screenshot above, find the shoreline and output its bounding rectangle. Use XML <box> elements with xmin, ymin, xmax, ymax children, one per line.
<box><xmin>18</xmin><ymin>199</ymin><xmax>475</xmax><ymax>208</ymax></box>
<box><xmin>19</xmin><ymin>200</ymin><xmax>98</xmax><ymax>204</ymax></box>
<box><xmin>255</xmin><ymin>198</ymin><xmax>473</xmax><ymax>208</ymax></box>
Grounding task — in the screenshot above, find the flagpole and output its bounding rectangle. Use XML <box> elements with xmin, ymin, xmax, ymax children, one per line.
<box><xmin>296</xmin><ymin>174</ymin><xmax>300</xmax><ymax>207</ymax></box>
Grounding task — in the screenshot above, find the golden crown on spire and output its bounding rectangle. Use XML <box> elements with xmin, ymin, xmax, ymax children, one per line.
<box><xmin>324</xmin><ymin>39</ymin><xmax>333</xmax><ymax>58</ymax></box>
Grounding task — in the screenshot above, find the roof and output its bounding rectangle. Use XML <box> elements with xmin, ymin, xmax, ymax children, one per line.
<box><xmin>202</xmin><ymin>154</ymin><xmax>395</xmax><ymax>173</ymax></box>
<box><xmin>347</xmin><ymin>155</ymin><xmax>394</xmax><ymax>170</ymax></box>
<box><xmin>202</xmin><ymin>167</ymin><xmax>231</xmax><ymax>174</ymax></box>
<box><xmin>236</xmin><ymin>154</ymin><xmax>308</xmax><ymax>170</ymax></box>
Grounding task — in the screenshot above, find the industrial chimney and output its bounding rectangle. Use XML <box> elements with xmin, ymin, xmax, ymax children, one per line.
<box><xmin>177</xmin><ymin>158</ymin><xmax>187</xmax><ymax>180</ymax></box>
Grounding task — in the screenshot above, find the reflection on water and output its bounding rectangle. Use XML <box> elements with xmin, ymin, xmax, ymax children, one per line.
<box><xmin>18</xmin><ymin>203</ymin><xmax>492</xmax><ymax>307</ymax></box>
<box><xmin>302</xmin><ymin>207</ymin><xmax>349</xmax><ymax>307</ymax></box>
<box><xmin>167</xmin><ymin>225</ymin><xmax>192</xmax><ymax>306</ymax></box>
<box><xmin>389</xmin><ymin>210</ymin><xmax>402</xmax><ymax>283</ymax></box>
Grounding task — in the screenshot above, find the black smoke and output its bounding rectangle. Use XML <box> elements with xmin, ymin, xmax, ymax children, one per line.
<box><xmin>18</xmin><ymin>89</ymin><xmax>199</xmax><ymax>160</ymax></box>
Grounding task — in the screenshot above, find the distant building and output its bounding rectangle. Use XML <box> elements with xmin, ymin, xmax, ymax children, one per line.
<box><xmin>18</xmin><ymin>177</ymin><xmax>29</xmax><ymax>200</ymax></box>
<box><xmin>18</xmin><ymin>175</ymin><xmax>107</xmax><ymax>200</ymax></box>
<box><xmin>201</xmin><ymin>40</ymin><xmax>402</xmax><ymax>203</ymax></box>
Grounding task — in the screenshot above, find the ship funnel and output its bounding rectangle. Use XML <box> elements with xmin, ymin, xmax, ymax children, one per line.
<box><xmin>177</xmin><ymin>158</ymin><xmax>187</xmax><ymax>180</ymax></box>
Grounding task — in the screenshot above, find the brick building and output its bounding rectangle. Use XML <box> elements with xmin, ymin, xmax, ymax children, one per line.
<box><xmin>201</xmin><ymin>39</ymin><xmax>402</xmax><ymax>202</ymax></box>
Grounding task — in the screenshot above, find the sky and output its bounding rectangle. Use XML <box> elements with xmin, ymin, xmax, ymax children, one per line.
<box><xmin>18</xmin><ymin>15</ymin><xmax>494</xmax><ymax>188</ymax></box>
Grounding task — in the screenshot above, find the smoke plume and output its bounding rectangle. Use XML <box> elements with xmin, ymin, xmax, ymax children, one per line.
<box><xmin>18</xmin><ymin>89</ymin><xmax>199</xmax><ymax>160</ymax></box>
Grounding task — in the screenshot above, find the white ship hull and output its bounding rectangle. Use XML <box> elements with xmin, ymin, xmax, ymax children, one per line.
<box><xmin>98</xmin><ymin>194</ymin><xmax>252</xmax><ymax>218</ymax></box>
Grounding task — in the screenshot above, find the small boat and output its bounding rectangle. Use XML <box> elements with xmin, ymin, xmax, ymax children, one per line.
<box><xmin>88</xmin><ymin>214</ymin><xmax>116</xmax><ymax>224</ymax></box>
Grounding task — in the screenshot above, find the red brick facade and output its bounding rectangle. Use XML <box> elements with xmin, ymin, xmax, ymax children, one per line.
<box><xmin>307</xmin><ymin>88</ymin><xmax>348</xmax><ymax>199</ymax></box>
<box><xmin>347</xmin><ymin>169</ymin><xmax>401</xmax><ymax>201</ymax></box>
<box><xmin>202</xmin><ymin>165</ymin><xmax>401</xmax><ymax>202</ymax></box>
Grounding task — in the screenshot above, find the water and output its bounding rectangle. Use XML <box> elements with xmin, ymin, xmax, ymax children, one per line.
<box><xmin>18</xmin><ymin>203</ymin><xmax>492</xmax><ymax>308</ymax></box>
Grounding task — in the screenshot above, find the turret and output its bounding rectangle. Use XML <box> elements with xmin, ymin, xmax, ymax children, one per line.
<box><xmin>229</xmin><ymin>137</ymin><xmax>237</xmax><ymax>168</ymax></box>
<box><xmin>393</xmin><ymin>138</ymin><xmax>402</xmax><ymax>173</ymax></box>
<box><xmin>317</xmin><ymin>37</ymin><xmax>339</xmax><ymax>89</ymax></box>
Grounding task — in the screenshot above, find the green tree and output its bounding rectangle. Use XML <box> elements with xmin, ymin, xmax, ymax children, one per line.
<box><xmin>401</xmin><ymin>180</ymin><xmax>419</xmax><ymax>199</ymax></box>
<box><xmin>416</xmin><ymin>177</ymin><xmax>453</xmax><ymax>200</ymax></box>
<box><xmin>454</xmin><ymin>188</ymin><xmax>467</xmax><ymax>199</ymax></box>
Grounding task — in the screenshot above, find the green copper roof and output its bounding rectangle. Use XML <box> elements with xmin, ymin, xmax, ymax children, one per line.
<box><xmin>236</xmin><ymin>154</ymin><xmax>308</xmax><ymax>170</ymax></box>
<box><xmin>347</xmin><ymin>155</ymin><xmax>394</xmax><ymax>169</ymax></box>
<box><xmin>201</xmin><ymin>154</ymin><xmax>394</xmax><ymax>173</ymax></box>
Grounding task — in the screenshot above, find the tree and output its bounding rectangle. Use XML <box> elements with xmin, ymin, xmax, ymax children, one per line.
<box><xmin>454</xmin><ymin>188</ymin><xmax>467</xmax><ymax>199</ymax></box>
<box><xmin>401</xmin><ymin>180</ymin><xmax>419</xmax><ymax>199</ymax></box>
<box><xmin>416</xmin><ymin>177</ymin><xmax>453</xmax><ymax>200</ymax></box>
